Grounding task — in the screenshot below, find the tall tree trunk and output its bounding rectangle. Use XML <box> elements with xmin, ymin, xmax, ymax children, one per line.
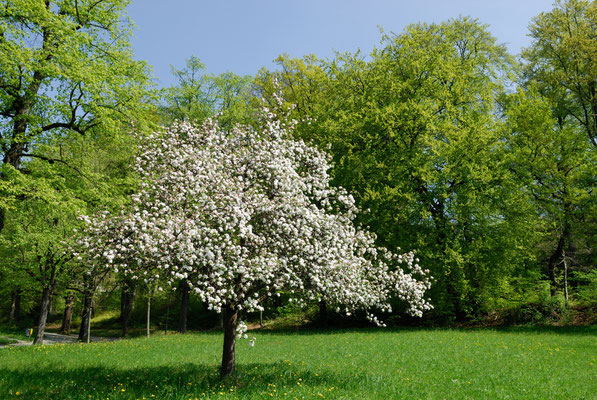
<box><xmin>0</xmin><ymin>72</ymin><xmax>45</xmax><ymax>233</ymax></box>
<box><xmin>87</xmin><ymin>303</ymin><xmax>92</xmax><ymax>344</ymax></box>
<box><xmin>146</xmin><ymin>293</ymin><xmax>151</xmax><ymax>338</ymax></box>
<box><xmin>48</xmin><ymin>293</ymin><xmax>54</xmax><ymax>316</ymax></box>
<box><xmin>548</xmin><ymin>234</ymin><xmax>566</xmax><ymax>296</ymax></box>
<box><xmin>220</xmin><ymin>305</ymin><xmax>238</xmax><ymax>378</ymax></box>
<box><xmin>59</xmin><ymin>292</ymin><xmax>75</xmax><ymax>335</ymax></box>
<box><xmin>9</xmin><ymin>289</ymin><xmax>21</xmax><ymax>323</ymax></box>
<box><xmin>33</xmin><ymin>286</ymin><xmax>53</xmax><ymax>345</ymax></box>
<box><xmin>562</xmin><ymin>249</ymin><xmax>569</xmax><ymax>306</ymax></box>
<box><xmin>179</xmin><ymin>280</ymin><xmax>190</xmax><ymax>334</ymax></box>
<box><xmin>78</xmin><ymin>291</ymin><xmax>92</xmax><ymax>342</ymax></box>
<box><xmin>120</xmin><ymin>280</ymin><xmax>136</xmax><ymax>337</ymax></box>
<box><xmin>14</xmin><ymin>289</ymin><xmax>21</xmax><ymax>321</ymax></box>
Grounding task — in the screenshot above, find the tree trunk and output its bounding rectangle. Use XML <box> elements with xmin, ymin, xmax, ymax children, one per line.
<box><xmin>33</xmin><ymin>286</ymin><xmax>53</xmax><ymax>345</ymax></box>
<box><xmin>78</xmin><ymin>292</ymin><xmax>92</xmax><ymax>342</ymax></box>
<box><xmin>319</xmin><ymin>299</ymin><xmax>327</xmax><ymax>326</ymax></box>
<box><xmin>87</xmin><ymin>303</ymin><xmax>92</xmax><ymax>344</ymax></box>
<box><xmin>0</xmin><ymin>71</ymin><xmax>45</xmax><ymax>233</ymax></box>
<box><xmin>562</xmin><ymin>249</ymin><xmax>569</xmax><ymax>306</ymax></box>
<box><xmin>220</xmin><ymin>305</ymin><xmax>238</xmax><ymax>378</ymax></box>
<box><xmin>14</xmin><ymin>289</ymin><xmax>21</xmax><ymax>321</ymax></box>
<box><xmin>179</xmin><ymin>280</ymin><xmax>189</xmax><ymax>334</ymax></box>
<box><xmin>59</xmin><ymin>292</ymin><xmax>75</xmax><ymax>335</ymax></box>
<box><xmin>48</xmin><ymin>293</ymin><xmax>54</xmax><ymax>316</ymax></box>
<box><xmin>9</xmin><ymin>289</ymin><xmax>21</xmax><ymax>323</ymax></box>
<box><xmin>120</xmin><ymin>281</ymin><xmax>136</xmax><ymax>337</ymax></box>
<box><xmin>146</xmin><ymin>294</ymin><xmax>151</xmax><ymax>338</ymax></box>
<box><xmin>548</xmin><ymin>234</ymin><xmax>566</xmax><ymax>296</ymax></box>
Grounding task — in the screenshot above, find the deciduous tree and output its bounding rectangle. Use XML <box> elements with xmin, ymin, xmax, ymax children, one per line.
<box><xmin>78</xmin><ymin>110</ymin><xmax>432</xmax><ymax>377</ymax></box>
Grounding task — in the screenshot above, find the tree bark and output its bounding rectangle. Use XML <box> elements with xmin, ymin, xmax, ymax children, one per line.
<box><xmin>48</xmin><ymin>293</ymin><xmax>54</xmax><ymax>316</ymax></box>
<box><xmin>78</xmin><ymin>291</ymin><xmax>93</xmax><ymax>342</ymax></box>
<box><xmin>59</xmin><ymin>292</ymin><xmax>75</xmax><ymax>335</ymax></box>
<box><xmin>33</xmin><ymin>286</ymin><xmax>53</xmax><ymax>345</ymax></box>
<box><xmin>9</xmin><ymin>289</ymin><xmax>21</xmax><ymax>323</ymax></box>
<box><xmin>220</xmin><ymin>305</ymin><xmax>238</xmax><ymax>378</ymax></box>
<box><xmin>0</xmin><ymin>21</ymin><xmax>49</xmax><ymax>233</ymax></box>
<box><xmin>146</xmin><ymin>294</ymin><xmax>151</xmax><ymax>338</ymax></box>
<box><xmin>178</xmin><ymin>280</ymin><xmax>189</xmax><ymax>334</ymax></box>
<box><xmin>87</xmin><ymin>303</ymin><xmax>92</xmax><ymax>344</ymax></box>
<box><xmin>562</xmin><ymin>249</ymin><xmax>569</xmax><ymax>306</ymax></box>
<box><xmin>548</xmin><ymin>234</ymin><xmax>566</xmax><ymax>296</ymax></box>
<box><xmin>0</xmin><ymin>75</ymin><xmax>45</xmax><ymax>233</ymax></box>
<box><xmin>120</xmin><ymin>281</ymin><xmax>136</xmax><ymax>337</ymax></box>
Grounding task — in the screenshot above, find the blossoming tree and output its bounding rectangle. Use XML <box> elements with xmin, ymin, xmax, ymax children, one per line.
<box><xmin>78</xmin><ymin>111</ymin><xmax>432</xmax><ymax>378</ymax></box>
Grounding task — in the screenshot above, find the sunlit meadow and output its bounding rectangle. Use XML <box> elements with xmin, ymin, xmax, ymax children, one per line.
<box><xmin>1</xmin><ymin>327</ymin><xmax>595</xmax><ymax>399</ymax></box>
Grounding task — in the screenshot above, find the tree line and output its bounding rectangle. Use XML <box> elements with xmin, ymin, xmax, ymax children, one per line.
<box><xmin>1</xmin><ymin>0</ymin><xmax>595</xmax><ymax>342</ymax></box>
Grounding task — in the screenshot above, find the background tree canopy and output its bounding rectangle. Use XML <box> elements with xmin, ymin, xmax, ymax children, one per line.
<box><xmin>0</xmin><ymin>0</ymin><xmax>595</xmax><ymax>336</ymax></box>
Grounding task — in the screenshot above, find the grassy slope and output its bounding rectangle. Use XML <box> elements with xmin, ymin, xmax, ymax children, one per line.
<box><xmin>0</xmin><ymin>327</ymin><xmax>595</xmax><ymax>399</ymax></box>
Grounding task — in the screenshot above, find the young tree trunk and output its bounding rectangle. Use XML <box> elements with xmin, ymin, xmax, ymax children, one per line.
<box><xmin>218</xmin><ymin>312</ymin><xmax>224</xmax><ymax>330</ymax></box>
<box><xmin>146</xmin><ymin>294</ymin><xmax>151</xmax><ymax>338</ymax></box>
<box><xmin>220</xmin><ymin>305</ymin><xmax>238</xmax><ymax>378</ymax></box>
<box><xmin>562</xmin><ymin>249</ymin><xmax>569</xmax><ymax>306</ymax></box>
<box><xmin>9</xmin><ymin>290</ymin><xmax>16</xmax><ymax>322</ymax></box>
<box><xmin>87</xmin><ymin>303</ymin><xmax>92</xmax><ymax>344</ymax></box>
<box><xmin>179</xmin><ymin>280</ymin><xmax>190</xmax><ymax>334</ymax></box>
<box><xmin>78</xmin><ymin>292</ymin><xmax>93</xmax><ymax>342</ymax></box>
<box><xmin>14</xmin><ymin>289</ymin><xmax>21</xmax><ymax>321</ymax></box>
<box><xmin>59</xmin><ymin>292</ymin><xmax>75</xmax><ymax>335</ymax></box>
<box><xmin>319</xmin><ymin>299</ymin><xmax>328</xmax><ymax>326</ymax></box>
<box><xmin>9</xmin><ymin>289</ymin><xmax>21</xmax><ymax>323</ymax></box>
<box><xmin>33</xmin><ymin>286</ymin><xmax>53</xmax><ymax>345</ymax></box>
<box><xmin>120</xmin><ymin>281</ymin><xmax>136</xmax><ymax>337</ymax></box>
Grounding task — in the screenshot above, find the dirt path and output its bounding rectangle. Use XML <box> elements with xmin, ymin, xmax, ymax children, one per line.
<box><xmin>0</xmin><ymin>332</ymin><xmax>119</xmax><ymax>348</ymax></box>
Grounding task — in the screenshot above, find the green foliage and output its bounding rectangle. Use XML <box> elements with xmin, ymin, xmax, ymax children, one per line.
<box><xmin>523</xmin><ymin>0</ymin><xmax>597</xmax><ymax>148</ymax></box>
<box><xmin>160</xmin><ymin>56</ymin><xmax>255</xmax><ymax>129</ymax></box>
<box><xmin>252</xmin><ymin>7</ymin><xmax>597</xmax><ymax>320</ymax></box>
<box><xmin>0</xmin><ymin>0</ymin><xmax>155</xmax><ymax>330</ymax></box>
<box><xmin>519</xmin><ymin>0</ymin><xmax>597</xmax><ymax>304</ymax></box>
<box><xmin>573</xmin><ymin>270</ymin><xmax>597</xmax><ymax>306</ymax></box>
<box><xmin>0</xmin><ymin>0</ymin><xmax>155</xmax><ymax>168</ymax></box>
<box><xmin>256</xmin><ymin>18</ymin><xmax>537</xmax><ymax>319</ymax></box>
<box><xmin>1</xmin><ymin>0</ymin><xmax>595</xmax><ymax>328</ymax></box>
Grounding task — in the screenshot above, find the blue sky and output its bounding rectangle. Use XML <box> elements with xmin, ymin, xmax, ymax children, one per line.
<box><xmin>126</xmin><ymin>0</ymin><xmax>556</xmax><ymax>87</ymax></box>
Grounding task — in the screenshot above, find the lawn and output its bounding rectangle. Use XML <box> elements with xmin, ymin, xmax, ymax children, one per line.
<box><xmin>1</xmin><ymin>326</ymin><xmax>595</xmax><ymax>399</ymax></box>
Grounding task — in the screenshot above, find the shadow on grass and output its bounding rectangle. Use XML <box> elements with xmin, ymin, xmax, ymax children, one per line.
<box><xmin>0</xmin><ymin>361</ymin><xmax>350</xmax><ymax>399</ymax></box>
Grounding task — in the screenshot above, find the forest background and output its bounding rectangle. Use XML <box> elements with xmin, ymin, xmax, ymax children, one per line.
<box><xmin>0</xmin><ymin>0</ymin><xmax>596</xmax><ymax>339</ymax></box>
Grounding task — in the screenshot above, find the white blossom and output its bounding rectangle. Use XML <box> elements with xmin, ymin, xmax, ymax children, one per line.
<box><xmin>75</xmin><ymin>109</ymin><xmax>432</xmax><ymax>329</ymax></box>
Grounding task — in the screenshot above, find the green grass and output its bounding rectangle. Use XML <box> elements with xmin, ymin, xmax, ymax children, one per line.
<box><xmin>0</xmin><ymin>327</ymin><xmax>31</xmax><ymax>343</ymax></box>
<box><xmin>0</xmin><ymin>326</ymin><xmax>595</xmax><ymax>399</ymax></box>
<box><xmin>0</xmin><ymin>336</ymin><xmax>19</xmax><ymax>345</ymax></box>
